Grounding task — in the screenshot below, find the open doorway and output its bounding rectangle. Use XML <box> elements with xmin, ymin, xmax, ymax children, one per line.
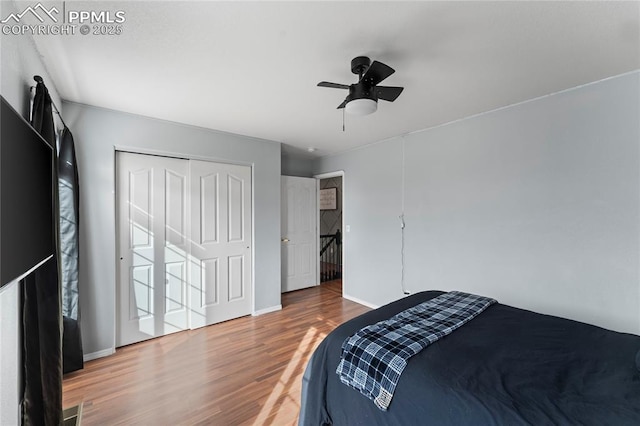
<box><xmin>315</xmin><ymin>172</ymin><xmax>344</xmax><ymax>295</ymax></box>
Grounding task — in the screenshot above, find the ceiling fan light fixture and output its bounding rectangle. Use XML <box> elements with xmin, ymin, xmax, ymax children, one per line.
<box><xmin>345</xmin><ymin>98</ymin><xmax>377</xmax><ymax>116</ymax></box>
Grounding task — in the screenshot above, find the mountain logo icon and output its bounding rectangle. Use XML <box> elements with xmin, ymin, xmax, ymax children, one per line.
<box><xmin>1</xmin><ymin>3</ymin><xmax>59</xmax><ymax>24</ymax></box>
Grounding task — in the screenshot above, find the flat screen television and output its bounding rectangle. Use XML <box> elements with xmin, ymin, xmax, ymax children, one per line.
<box><xmin>1</xmin><ymin>95</ymin><xmax>55</xmax><ymax>288</ymax></box>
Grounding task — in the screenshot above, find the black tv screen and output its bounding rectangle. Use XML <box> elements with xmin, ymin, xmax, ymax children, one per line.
<box><xmin>1</xmin><ymin>96</ymin><xmax>54</xmax><ymax>287</ymax></box>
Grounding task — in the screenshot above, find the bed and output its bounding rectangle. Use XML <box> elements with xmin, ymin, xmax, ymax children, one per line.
<box><xmin>299</xmin><ymin>291</ymin><xmax>640</xmax><ymax>425</ymax></box>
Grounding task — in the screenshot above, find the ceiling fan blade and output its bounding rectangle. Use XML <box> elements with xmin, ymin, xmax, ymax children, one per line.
<box><xmin>337</xmin><ymin>99</ymin><xmax>348</xmax><ymax>109</ymax></box>
<box><xmin>318</xmin><ymin>81</ymin><xmax>350</xmax><ymax>89</ymax></box>
<box><xmin>376</xmin><ymin>86</ymin><xmax>404</xmax><ymax>102</ymax></box>
<box><xmin>360</xmin><ymin>61</ymin><xmax>395</xmax><ymax>86</ymax></box>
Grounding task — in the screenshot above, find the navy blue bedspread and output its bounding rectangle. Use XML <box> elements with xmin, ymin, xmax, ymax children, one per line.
<box><xmin>299</xmin><ymin>291</ymin><xmax>640</xmax><ymax>425</ymax></box>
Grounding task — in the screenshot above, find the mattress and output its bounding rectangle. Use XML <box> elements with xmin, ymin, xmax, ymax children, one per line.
<box><xmin>299</xmin><ymin>291</ymin><xmax>640</xmax><ymax>425</ymax></box>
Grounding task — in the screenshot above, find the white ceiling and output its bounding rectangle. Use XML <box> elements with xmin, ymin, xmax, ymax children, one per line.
<box><xmin>30</xmin><ymin>1</ymin><xmax>640</xmax><ymax>158</ymax></box>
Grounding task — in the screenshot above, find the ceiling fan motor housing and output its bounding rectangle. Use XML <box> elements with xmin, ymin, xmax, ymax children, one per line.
<box><xmin>351</xmin><ymin>56</ymin><xmax>371</xmax><ymax>76</ymax></box>
<box><xmin>347</xmin><ymin>82</ymin><xmax>377</xmax><ymax>103</ymax></box>
<box><xmin>348</xmin><ymin>56</ymin><xmax>377</xmax><ymax>103</ymax></box>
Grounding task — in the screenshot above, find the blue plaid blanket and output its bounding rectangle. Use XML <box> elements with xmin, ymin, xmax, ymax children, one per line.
<box><xmin>336</xmin><ymin>291</ymin><xmax>496</xmax><ymax>411</ymax></box>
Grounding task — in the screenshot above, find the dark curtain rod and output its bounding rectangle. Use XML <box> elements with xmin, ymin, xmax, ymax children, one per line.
<box><xmin>32</xmin><ymin>75</ymin><xmax>67</xmax><ymax>128</ymax></box>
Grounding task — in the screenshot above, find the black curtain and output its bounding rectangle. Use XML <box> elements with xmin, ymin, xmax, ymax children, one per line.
<box><xmin>58</xmin><ymin>126</ymin><xmax>84</xmax><ymax>373</ymax></box>
<box><xmin>23</xmin><ymin>80</ymin><xmax>62</xmax><ymax>425</ymax></box>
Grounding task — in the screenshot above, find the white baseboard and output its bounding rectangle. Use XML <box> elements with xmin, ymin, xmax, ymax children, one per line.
<box><xmin>342</xmin><ymin>293</ymin><xmax>379</xmax><ymax>309</ymax></box>
<box><xmin>83</xmin><ymin>348</ymin><xmax>115</xmax><ymax>362</ymax></box>
<box><xmin>253</xmin><ymin>304</ymin><xmax>282</xmax><ymax>316</ymax></box>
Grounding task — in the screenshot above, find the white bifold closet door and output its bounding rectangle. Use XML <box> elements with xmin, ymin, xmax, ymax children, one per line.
<box><xmin>116</xmin><ymin>152</ymin><xmax>252</xmax><ymax>347</ymax></box>
<box><xmin>189</xmin><ymin>160</ymin><xmax>252</xmax><ymax>329</ymax></box>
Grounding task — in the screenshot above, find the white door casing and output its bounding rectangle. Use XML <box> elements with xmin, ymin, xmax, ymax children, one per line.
<box><xmin>116</xmin><ymin>152</ymin><xmax>252</xmax><ymax>346</ymax></box>
<box><xmin>281</xmin><ymin>176</ymin><xmax>317</xmax><ymax>292</ymax></box>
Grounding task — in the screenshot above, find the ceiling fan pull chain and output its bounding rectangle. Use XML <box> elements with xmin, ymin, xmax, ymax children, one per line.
<box><xmin>342</xmin><ymin>108</ymin><xmax>345</xmax><ymax>132</ymax></box>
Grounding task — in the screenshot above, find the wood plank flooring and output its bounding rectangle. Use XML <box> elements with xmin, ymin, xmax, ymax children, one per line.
<box><xmin>63</xmin><ymin>280</ymin><xmax>367</xmax><ymax>425</ymax></box>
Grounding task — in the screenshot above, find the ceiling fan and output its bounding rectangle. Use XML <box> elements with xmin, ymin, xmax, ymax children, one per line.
<box><xmin>318</xmin><ymin>56</ymin><xmax>404</xmax><ymax>116</ymax></box>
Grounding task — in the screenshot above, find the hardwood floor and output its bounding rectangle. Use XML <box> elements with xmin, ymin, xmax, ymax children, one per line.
<box><xmin>63</xmin><ymin>281</ymin><xmax>366</xmax><ymax>425</ymax></box>
<box><xmin>320</xmin><ymin>278</ymin><xmax>342</xmax><ymax>295</ymax></box>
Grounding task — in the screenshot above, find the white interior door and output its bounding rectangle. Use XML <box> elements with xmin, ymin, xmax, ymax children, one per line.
<box><xmin>281</xmin><ymin>176</ymin><xmax>317</xmax><ymax>292</ymax></box>
<box><xmin>189</xmin><ymin>160</ymin><xmax>252</xmax><ymax>328</ymax></box>
<box><xmin>117</xmin><ymin>152</ymin><xmax>189</xmax><ymax>346</ymax></box>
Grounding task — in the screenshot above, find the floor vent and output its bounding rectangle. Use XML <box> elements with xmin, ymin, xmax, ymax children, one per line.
<box><xmin>63</xmin><ymin>403</ymin><xmax>82</xmax><ymax>426</ymax></box>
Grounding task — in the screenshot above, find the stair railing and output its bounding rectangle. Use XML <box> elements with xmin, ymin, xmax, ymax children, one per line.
<box><xmin>320</xmin><ymin>229</ymin><xmax>342</xmax><ymax>282</ymax></box>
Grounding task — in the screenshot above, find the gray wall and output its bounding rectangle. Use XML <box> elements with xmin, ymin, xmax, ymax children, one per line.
<box><xmin>314</xmin><ymin>71</ymin><xmax>640</xmax><ymax>334</ymax></box>
<box><xmin>281</xmin><ymin>152</ymin><xmax>314</xmax><ymax>177</ymax></box>
<box><xmin>61</xmin><ymin>102</ymin><xmax>282</xmax><ymax>357</ymax></box>
<box><xmin>0</xmin><ymin>282</ymin><xmax>20</xmax><ymax>425</ymax></box>
<box><xmin>0</xmin><ymin>12</ymin><xmax>62</xmax><ymax>117</ymax></box>
<box><xmin>315</xmin><ymin>140</ymin><xmax>405</xmax><ymax>305</ymax></box>
<box><xmin>0</xmin><ymin>2</ymin><xmax>63</xmax><ymax>421</ymax></box>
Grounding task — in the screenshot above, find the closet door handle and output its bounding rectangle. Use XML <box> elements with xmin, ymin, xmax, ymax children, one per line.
<box><xmin>281</xmin><ymin>238</ymin><xmax>289</xmax><ymax>243</ymax></box>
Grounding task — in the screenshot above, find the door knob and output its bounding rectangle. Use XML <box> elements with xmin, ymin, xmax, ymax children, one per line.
<box><xmin>281</xmin><ymin>238</ymin><xmax>289</xmax><ymax>243</ymax></box>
